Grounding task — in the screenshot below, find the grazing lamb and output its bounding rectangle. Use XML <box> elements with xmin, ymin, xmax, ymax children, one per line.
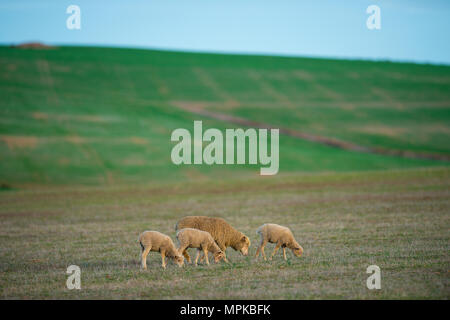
<box><xmin>255</xmin><ymin>224</ymin><xmax>303</xmax><ymax>261</ymax></box>
<box><xmin>175</xmin><ymin>216</ymin><xmax>251</xmax><ymax>262</ymax></box>
<box><xmin>138</xmin><ymin>231</ymin><xmax>184</xmax><ymax>269</ymax></box>
<box><xmin>176</xmin><ymin>228</ymin><xmax>225</xmax><ymax>265</ymax></box>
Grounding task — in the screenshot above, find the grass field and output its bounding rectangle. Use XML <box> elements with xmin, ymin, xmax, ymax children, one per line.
<box><xmin>1</xmin><ymin>46</ymin><xmax>449</xmax><ymax>185</ymax></box>
<box><xmin>0</xmin><ymin>45</ymin><xmax>449</xmax><ymax>299</ymax></box>
<box><xmin>0</xmin><ymin>167</ymin><xmax>448</xmax><ymax>299</ymax></box>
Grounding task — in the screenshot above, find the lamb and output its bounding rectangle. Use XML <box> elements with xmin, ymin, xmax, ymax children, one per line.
<box><xmin>175</xmin><ymin>216</ymin><xmax>251</xmax><ymax>263</ymax></box>
<box><xmin>176</xmin><ymin>228</ymin><xmax>225</xmax><ymax>265</ymax></box>
<box><xmin>255</xmin><ymin>224</ymin><xmax>303</xmax><ymax>261</ymax></box>
<box><xmin>138</xmin><ymin>231</ymin><xmax>184</xmax><ymax>269</ymax></box>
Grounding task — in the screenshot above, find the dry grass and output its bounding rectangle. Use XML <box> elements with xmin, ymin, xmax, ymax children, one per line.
<box><xmin>0</xmin><ymin>167</ymin><xmax>449</xmax><ymax>299</ymax></box>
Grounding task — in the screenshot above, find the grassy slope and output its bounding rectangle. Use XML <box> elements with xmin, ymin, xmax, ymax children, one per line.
<box><xmin>0</xmin><ymin>46</ymin><xmax>449</xmax><ymax>185</ymax></box>
<box><xmin>0</xmin><ymin>168</ymin><xmax>448</xmax><ymax>299</ymax></box>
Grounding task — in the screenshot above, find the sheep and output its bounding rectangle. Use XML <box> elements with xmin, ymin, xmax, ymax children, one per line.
<box><xmin>175</xmin><ymin>216</ymin><xmax>251</xmax><ymax>263</ymax></box>
<box><xmin>138</xmin><ymin>231</ymin><xmax>184</xmax><ymax>269</ymax></box>
<box><xmin>176</xmin><ymin>228</ymin><xmax>225</xmax><ymax>265</ymax></box>
<box><xmin>255</xmin><ymin>224</ymin><xmax>303</xmax><ymax>261</ymax></box>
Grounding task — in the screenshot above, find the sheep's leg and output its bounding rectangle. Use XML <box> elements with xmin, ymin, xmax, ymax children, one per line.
<box><xmin>255</xmin><ymin>239</ymin><xmax>267</xmax><ymax>260</ymax></box>
<box><xmin>199</xmin><ymin>251</ymin><xmax>214</xmax><ymax>263</ymax></box>
<box><xmin>219</xmin><ymin>244</ymin><xmax>229</xmax><ymax>263</ymax></box>
<box><xmin>283</xmin><ymin>247</ymin><xmax>287</xmax><ymax>260</ymax></box>
<box><xmin>194</xmin><ymin>250</ymin><xmax>201</xmax><ymax>266</ymax></box>
<box><xmin>179</xmin><ymin>245</ymin><xmax>191</xmax><ymax>264</ymax></box>
<box><xmin>255</xmin><ymin>246</ymin><xmax>260</xmax><ymax>258</ymax></box>
<box><xmin>270</xmin><ymin>242</ymin><xmax>282</xmax><ymax>260</ymax></box>
<box><xmin>141</xmin><ymin>246</ymin><xmax>151</xmax><ymax>270</ymax></box>
<box><xmin>260</xmin><ymin>241</ymin><xmax>268</xmax><ymax>261</ymax></box>
<box><xmin>199</xmin><ymin>251</ymin><xmax>205</xmax><ymax>263</ymax></box>
<box><xmin>160</xmin><ymin>251</ymin><xmax>166</xmax><ymax>269</ymax></box>
<box><xmin>182</xmin><ymin>250</ymin><xmax>191</xmax><ymax>263</ymax></box>
<box><xmin>203</xmin><ymin>247</ymin><xmax>210</xmax><ymax>265</ymax></box>
<box><xmin>199</xmin><ymin>251</ymin><xmax>209</xmax><ymax>263</ymax></box>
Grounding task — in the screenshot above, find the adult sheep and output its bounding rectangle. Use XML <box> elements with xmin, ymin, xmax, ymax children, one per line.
<box><xmin>175</xmin><ymin>216</ymin><xmax>250</xmax><ymax>262</ymax></box>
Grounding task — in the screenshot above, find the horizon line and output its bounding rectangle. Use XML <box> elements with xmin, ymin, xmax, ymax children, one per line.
<box><xmin>2</xmin><ymin>41</ymin><xmax>450</xmax><ymax>67</ymax></box>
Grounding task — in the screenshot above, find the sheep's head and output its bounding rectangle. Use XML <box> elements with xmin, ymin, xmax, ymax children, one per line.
<box><xmin>237</xmin><ymin>235</ymin><xmax>251</xmax><ymax>256</ymax></box>
<box><xmin>292</xmin><ymin>245</ymin><xmax>303</xmax><ymax>257</ymax></box>
<box><xmin>174</xmin><ymin>254</ymin><xmax>184</xmax><ymax>267</ymax></box>
<box><xmin>214</xmin><ymin>251</ymin><xmax>225</xmax><ymax>263</ymax></box>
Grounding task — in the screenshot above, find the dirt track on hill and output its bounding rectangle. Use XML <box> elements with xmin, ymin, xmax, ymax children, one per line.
<box><xmin>173</xmin><ymin>100</ymin><xmax>450</xmax><ymax>162</ymax></box>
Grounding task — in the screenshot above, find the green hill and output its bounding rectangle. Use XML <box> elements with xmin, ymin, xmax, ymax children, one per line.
<box><xmin>0</xmin><ymin>46</ymin><xmax>449</xmax><ymax>185</ymax></box>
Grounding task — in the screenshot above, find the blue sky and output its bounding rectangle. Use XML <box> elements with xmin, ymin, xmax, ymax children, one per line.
<box><xmin>1</xmin><ymin>0</ymin><xmax>449</xmax><ymax>64</ymax></box>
